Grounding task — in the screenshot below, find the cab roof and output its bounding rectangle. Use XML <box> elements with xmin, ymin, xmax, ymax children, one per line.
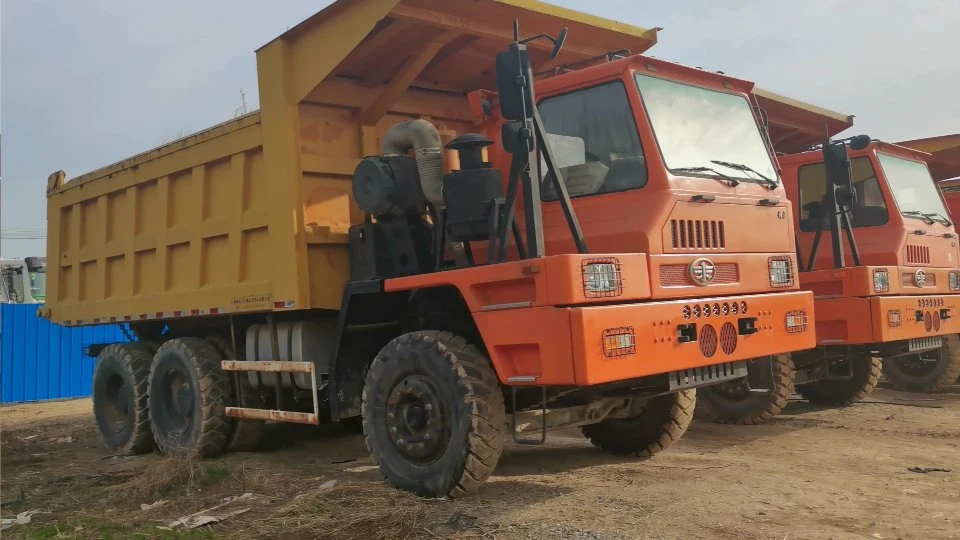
<box><xmin>259</xmin><ymin>0</ymin><xmax>660</xmax><ymax>100</ymax></box>
<box><xmin>753</xmin><ymin>88</ymin><xmax>854</xmax><ymax>154</ymax></box>
<box><xmin>897</xmin><ymin>134</ymin><xmax>960</xmax><ymax>181</ymax></box>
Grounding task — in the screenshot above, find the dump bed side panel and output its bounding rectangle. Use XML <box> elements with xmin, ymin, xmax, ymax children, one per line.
<box><xmin>46</xmin><ymin>114</ymin><xmax>306</xmax><ymax>325</ymax></box>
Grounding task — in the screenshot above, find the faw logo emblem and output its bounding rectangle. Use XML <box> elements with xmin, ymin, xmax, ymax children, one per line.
<box><xmin>915</xmin><ymin>270</ymin><xmax>927</xmax><ymax>288</ymax></box>
<box><xmin>688</xmin><ymin>258</ymin><xmax>717</xmax><ymax>286</ymax></box>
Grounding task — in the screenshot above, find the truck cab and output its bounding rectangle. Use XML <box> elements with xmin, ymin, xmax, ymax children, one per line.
<box><xmin>780</xmin><ymin>140</ymin><xmax>960</xmax><ymax>393</ymax></box>
<box><xmin>1</xmin><ymin>257</ymin><xmax>47</xmax><ymax>304</ymax></box>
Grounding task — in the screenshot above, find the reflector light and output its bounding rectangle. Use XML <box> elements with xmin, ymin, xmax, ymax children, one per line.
<box><xmin>785</xmin><ymin>310</ymin><xmax>808</xmax><ymax>333</ymax></box>
<box><xmin>602</xmin><ymin>327</ymin><xmax>636</xmax><ymax>358</ymax></box>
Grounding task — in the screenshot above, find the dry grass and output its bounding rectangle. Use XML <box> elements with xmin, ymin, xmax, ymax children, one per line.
<box><xmin>104</xmin><ymin>455</ymin><xmax>216</xmax><ymax>499</ymax></box>
<box><xmin>249</xmin><ymin>482</ymin><xmax>499</xmax><ymax>540</ymax></box>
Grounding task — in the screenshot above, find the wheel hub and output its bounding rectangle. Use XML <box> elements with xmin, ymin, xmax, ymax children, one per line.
<box><xmin>159</xmin><ymin>369</ymin><xmax>193</xmax><ymax>434</ymax></box>
<box><xmin>104</xmin><ymin>374</ymin><xmax>130</xmax><ymax>433</ymax></box>
<box><xmin>711</xmin><ymin>378</ymin><xmax>753</xmax><ymax>401</ymax></box>
<box><xmin>893</xmin><ymin>349</ymin><xmax>941</xmax><ymax>377</ymax></box>
<box><xmin>386</xmin><ymin>375</ymin><xmax>448</xmax><ymax>463</ymax></box>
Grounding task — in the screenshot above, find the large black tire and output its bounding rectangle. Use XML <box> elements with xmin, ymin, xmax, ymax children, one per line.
<box><xmin>581</xmin><ymin>389</ymin><xmax>695</xmax><ymax>457</ymax></box>
<box><xmin>362</xmin><ymin>331</ymin><xmax>505</xmax><ymax>498</ymax></box>
<box><xmin>797</xmin><ymin>355</ymin><xmax>881</xmax><ymax>405</ymax></box>
<box><xmin>204</xmin><ymin>335</ymin><xmax>267</xmax><ymax>452</ymax></box>
<box><xmin>147</xmin><ymin>338</ymin><xmax>232</xmax><ymax>457</ymax></box>
<box><xmin>883</xmin><ymin>334</ymin><xmax>960</xmax><ymax>393</ymax></box>
<box><xmin>696</xmin><ymin>355</ymin><xmax>795</xmax><ymax>425</ymax></box>
<box><xmin>92</xmin><ymin>344</ymin><xmax>155</xmax><ymax>454</ymax></box>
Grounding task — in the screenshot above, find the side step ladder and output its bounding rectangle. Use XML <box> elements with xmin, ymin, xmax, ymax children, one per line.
<box><xmin>220</xmin><ymin>360</ymin><xmax>320</xmax><ymax>425</ymax></box>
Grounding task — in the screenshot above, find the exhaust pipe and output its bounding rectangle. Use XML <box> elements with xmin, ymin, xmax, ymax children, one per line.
<box><xmin>382</xmin><ymin>119</ymin><xmax>444</xmax><ymax>207</ymax></box>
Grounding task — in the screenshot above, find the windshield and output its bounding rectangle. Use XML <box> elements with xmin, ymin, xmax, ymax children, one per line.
<box><xmin>29</xmin><ymin>271</ymin><xmax>46</xmax><ymax>301</ymax></box>
<box><xmin>634</xmin><ymin>73</ymin><xmax>777</xmax><ymax>184</ymax></box>
<box><xmin>877</xmin><ymin>153</ymin><xmax>949</xmax><ymax>219</ymax></box>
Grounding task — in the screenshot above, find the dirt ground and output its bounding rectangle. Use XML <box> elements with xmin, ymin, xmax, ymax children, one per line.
<box><xmin>2</xmin><ymin>384</ymin><xmax>958</xmax><ymax>540</ymax></box>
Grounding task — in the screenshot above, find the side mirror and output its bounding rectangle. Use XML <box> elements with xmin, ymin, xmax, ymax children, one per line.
<box><xmin>551</xmin><ymin>27</ymin><xmax>568</xmax><ymax>59</ymax></box>
<box><xmin>495</xmin><ymin>44</ymin><xmax>533</xmax><ymax>121</ymax></box>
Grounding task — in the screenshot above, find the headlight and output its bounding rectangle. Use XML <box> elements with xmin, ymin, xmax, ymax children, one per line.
<box><xmin>582</xmin><ymin>259</ymin><xmax>622</xmax><ymax>298</ymax></box>
<box><xmin>873</xmin><ymin>269</ymin><xmax>890</xmax><ymax>293</ymax></box>
<box><xmin>768</xmin><ymin>257</ymin><xmax>793</xmax><ymax>287</ymax></box>
<box><xmin>950</xmin><ymin>271</ymin><xmax>960</xmax><ymax>291</ymax></box>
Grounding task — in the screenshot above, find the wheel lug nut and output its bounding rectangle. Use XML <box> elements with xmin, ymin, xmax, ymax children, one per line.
<box><xmin>397</xmin><ymin>438</ymin><xmax>405</xmax><ymax>445</ymax></box>
<box><xmin>424</xmin><ymin>404</ymin><xmax>433</xmax><ymax>411</ymax></box>
<box><xmin>390</xmin><ymin>427</ymin><xmax>398</xmax><ymax>434</ymax></box>
<box><xmin>424</xmin><ymin>433</ymin><xmax>432</xmax><ymax>440</ymax></box>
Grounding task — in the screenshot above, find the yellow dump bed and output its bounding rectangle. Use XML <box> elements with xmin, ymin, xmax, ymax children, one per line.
<box><xmin>44</xmin><ymin>0</ymin><xmax>658</xmax><ymax>326</ymax></box>
<box><xmin>753</xmin><ymin>88</ymin><xmax>854</xmax><ymax>154</ymax></box>
<box><xmin>898</xmin><ymin>134</ymin><xmax>960</xmax><ymax>181</ymax></box>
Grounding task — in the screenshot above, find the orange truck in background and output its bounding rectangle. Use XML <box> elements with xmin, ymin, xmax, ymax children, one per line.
<box><xmin>699</xmin><ymin>96</ymin><xmax>960</xmax><ymax>423</ymax></box>
<box><xmin>900</xmin><ymin>133</ymin><xmax>960</xmax><ymax>237</ymax></box>
<box><xmin>42</xmin><ymin>0</ymin><xmax>815</xmax><ymax>497</ymax></box>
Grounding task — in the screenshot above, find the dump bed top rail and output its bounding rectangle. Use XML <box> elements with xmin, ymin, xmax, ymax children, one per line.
<box><xmin>754</xmin><ymin>88</ymin><xmax>854</xmax><ymax>155</ymax></box>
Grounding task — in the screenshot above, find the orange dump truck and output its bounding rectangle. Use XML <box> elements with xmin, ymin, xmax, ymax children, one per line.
<box><xmin>699</xmin><ymin>95</ymin><xmax>960</xmax><ymax>423</ymax></box>
<box><xmin>901</xmin><ymin>133</ymin><xmax>960</xmax><ymax>232</ymax></box>
<box><xmin>43</xmin><ymin>0</ymin><xmax>815</xmax><ymax>496</ymax></box>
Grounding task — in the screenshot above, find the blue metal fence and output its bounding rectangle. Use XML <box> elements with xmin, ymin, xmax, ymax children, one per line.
<box><xmin>1</xmin><ymin>304</ymin><xmax>130</xmax><ymax>404</ymax></box>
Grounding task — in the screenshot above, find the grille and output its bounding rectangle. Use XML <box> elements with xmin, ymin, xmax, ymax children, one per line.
<box><xmin>699</xmin><ymin>324</ymin><xmax>718</xmax><ymax>358</ymax></box>
<box><xmin>660</xmin><ymin>263</ymin><xmax>739</xmax><ymax>287</ymax></box>
<box><xmin>670</xmin><ymin>219</ymin><xmax>726</xmax><ymax>249</ymax></box>
<box><xmin>719</xmin><ymin>322</ymin><xmax>738</xmax><ymax>354</ymax></box>
<box><xmin>908</xmin><ymin>336</ymin><xmax>942</xmax><ymax>352</ymax></box>
<box><xmin>906</xmin><ymin>245</ymin><xmax>931</xmax><ymax>265</ymax></box>
<box><xmin>670</xmin><ymin>361</ymin><xmax>748</xmax><ymax>391</ymax></box>
<box><xmin>902</xmin><ymin>272</ymin><xmax>937</xmax><ymax>287</ymax></box>
<box><xmin>682</xmin><ymin>301</ymin><xmax>746</xmax><ymax>320</ymax></box>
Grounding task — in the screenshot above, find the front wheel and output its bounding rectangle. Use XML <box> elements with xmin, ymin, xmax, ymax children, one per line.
<box><xmin>883</xmin><ymin>334</ymin><xmax>960</xmax><ymax>393</ymax></box>
<box><xmin>362</xmin><ymin>331</ymin><xmax>506</xmax><ymax>498</ymax></box>
<box><xmin>797</xmin><ymin>355</ymin><xmax>881</xmax><ymax>406</ymax></box>
<box><xmin>581</xmin><ymin>389</ymin><xmax>695</xmax><ymax>458</ymax></box>
<box><xmin>696</xmin><ymin>355</ymin><xmax>795</xmax><ymax>425</ymax></box>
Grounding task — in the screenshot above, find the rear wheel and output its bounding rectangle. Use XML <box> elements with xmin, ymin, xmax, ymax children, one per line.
<box><xmin>362</xmin><ymin>331</ymin><xmax>505</xmax><ymax>498</ymax></box>
<box><xmin>581</xmin><ymin>389</ymin><xmax>695</xmax><ymax>457</ymax></box>
<box><xmin>148</xmin><ymin>338</ymin><xmax>231</xmax><ymax>457</ymax></box>
<box><xmin>696</xmin><ymin>355</ymin><xmax>795</xmax><ymax>425</ymax></box>
<box><xmin>797</xmin><ymin>355</ymin><xmax>881</xmax><ymax>405</ymax></box>
<box><xmin>205</xmin><ymin>335</ymin><xmax>267</xmax><ymax>452</ymax></box>
<box><xmin>92</xmin><ymin>344</ymin><xmax>155</xmax><ymax>454</ymax></box>
<box><xmin>883</xmin><ymin>334</ymin><xmax>960</xmax><ymax>393</ymax></box>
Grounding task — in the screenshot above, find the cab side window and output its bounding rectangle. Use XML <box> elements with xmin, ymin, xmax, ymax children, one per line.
<box><xmin>538</xmin><ymin>82</ymin><xmax>646</xmax><ymax>201</ymax></box>
<box><xmin>798</xmin><ymin>157</ymin><xmax>888</xmax><ymax>232</ymax></box>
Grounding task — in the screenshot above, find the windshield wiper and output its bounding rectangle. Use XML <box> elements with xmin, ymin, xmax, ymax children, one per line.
<box><xmin>672</xmin><ymin>166</ymin><xmax>741</xmax><ymax>187</ymax></box>
<box><xmin>710</xmin><ymin>160</ymin><xmax>779</xmax><ymax>189</ymax></box>
<box><xmin>924</xmin><ymin>211</ymin><xmax>952</xmax><ymax>226</ymax></box>
<box><xmin>902</xmin><ymin>210</ymin><xmax>936</xmax><ymax>225</ymax></box>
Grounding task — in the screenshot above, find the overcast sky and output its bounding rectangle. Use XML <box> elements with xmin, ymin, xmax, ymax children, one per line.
<box><xmin>2</xmin><ymin>0</ymin><xmax>958</xmax><ymax>258</ymax></box>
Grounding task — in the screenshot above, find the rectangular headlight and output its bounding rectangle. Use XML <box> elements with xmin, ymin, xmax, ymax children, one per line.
<box><xmin>873</xmin><ymin>269</ymin><xmax>890</xmax><ymax>293</ymax></box>
<box><xmin>950</xmin><ymin>271</ymin><xmax>960</xmax><ymax>291</ymax></box>
<box><xmin>768</xmin><ymin>257</ymin><xmax>793</xmax><ymax>287</ymax></box>
<box><xmin>581</xmin><ymin>258</ymin><xmax>622</xmax><ymax>298</ymax></box>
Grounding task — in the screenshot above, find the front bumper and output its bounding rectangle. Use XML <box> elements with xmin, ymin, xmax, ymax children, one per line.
<box><xmin>812</xmin><ymin>294</ymin><xmax>960</xmax><ymax>346</ymax></box>
<box><xmin>568</xmin><ymin>290</ymin><xmax>816</xmax><ymax>386</ymax></box>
